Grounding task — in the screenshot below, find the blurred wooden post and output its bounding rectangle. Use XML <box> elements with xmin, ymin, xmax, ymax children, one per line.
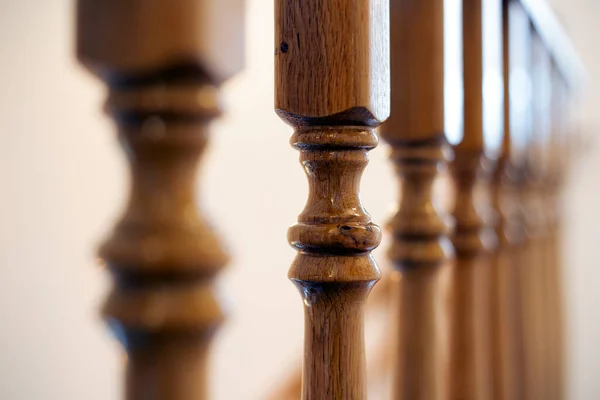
<box><xmin>519</xmin><ymin>28</ymin><xmax>553</xmax><ymax>400</ymax></box>
<box><xmin>449</xmin><ymin>0</ymin><xmax>503</xmax><ymax>399</ymax></box>
<box><xmin>531</xmin><ymin>40</ymin><xmax>561</xmax><ymax>400</ymax></box>
<box><xmin>380</xmin><ymin>1</ymin><xmax>452</xmax><ymax>399</ymax></box>
<box><xmin>546</xmin><ymin>62</ymin><xmax>569</xmax><ymax>400</ymax></box>
<box><xmin>488</xmin><ymin>2</ymin><xmax>526</xmax><ymax>399</ymax></box>
<box><xmin>76</xmin><ymin>1</ymin><xmax>244</xmax><ymax>398</ymax></box>
<box><xmin>504</xmin><ymin>3</ymin><xmax>533</xmax><ymax>399</ymax></box>
<box><xmin>275</xmin><ymin>0</ymin><xmax>390</xmax><ymax>398</ymax></box>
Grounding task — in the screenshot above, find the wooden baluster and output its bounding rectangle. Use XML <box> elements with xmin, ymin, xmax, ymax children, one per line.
<box><xmin>545</xmin><ymin>64</ymin><xmax>569</xmax><ymax>400</ymax></box>
<box><xmin>504</xmin><ymin>3</ymin><xmax>533</xmax><ymax>399</ymax></box>
<box><xmin>274</xmin><ymin>1</ymin><xmax>390</xmax><ymax>398</ymax></box>
<box><xmin>534</xmin><ymin>51</ymin><xmax>563</xmax><ymax>400</ymax></box>
<box><xmin>520</xmin><ymin>29</ymin><xmax>553</xmax><ymax>400</ymax></box>
<box><xmin>380</xmin><ymin>1</ymin><xmax>452</xmax><ymax>399</ymax></box>
<box><xmin>266</xmin><ymin>273</ymin><xmax>394</xmax><ymax>400</ymax></box>
<box><xmin>449</xmin><ymin>0</ymin><xmax>503</xmax><ymax>399</ymax></box>
<box><xmin>76</xmin><ymin>2</ymin><xmax>244</xmax><ymax>398</ymax></box>
<box><xmin>489</xmin><ymin>2</ymin><xmax>526</xmax><ymax>398</ymax></box>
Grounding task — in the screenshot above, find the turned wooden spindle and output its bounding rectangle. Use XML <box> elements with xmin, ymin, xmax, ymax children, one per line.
<box><xmin>266</xmin><ymin>273</ymin><xmax>394</xmax><ymax>400</ymax></box>
<box><xmin>449</xmin><ymin>0</ymin><xmax>503</xmax><ymax>399</ymax></box>
<box><xmin>275</xmin><ymin>1</ymin><xmax>390</xmax><ymax>398</ymax></box>
<box><xmin>488</xmin><ymin>2</ymin><xmax>525</xmax><ymax>399</ymax></box>
<box><xmin>380</xmin><ymin>1</ymin><xmax>452</xmax><ymax>399</ymax></box>
<box><xmin>77</xmin><ymin>1</ymin><xmax>244</xmax><ymax>399</ymax></box>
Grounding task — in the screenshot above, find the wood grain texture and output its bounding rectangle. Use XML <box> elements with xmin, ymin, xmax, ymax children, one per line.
<box><xmin>77</xmin><ymin>1</ymin><xmax>243</xmax><ymax>398</ymax></box>
<box><xmin>275</xmin><ymin>1</ymin><xmax>390</xmax><ymax>398</ymax></box>
<box><xmin>449</xmin><ymin>1</ymin><xmax>501</xmax><ymax>399</ymax></box>
<box><xmin>266</xmin><ymin>274</ymin><xmax>394</xmax><ymax>400</ymax></box>
<box><xmin>380</xmin><ymin>1</ymin><xmax>453</xmax><ymax>399</ymax></box>
<box><xmin>286</xmin><ymin>127</ymin><xmax>382</xmax><ymax>400</ymax></box>
<box><xmin>275</xmin><ymin>0</ymin><xmax>390</xmax><ymax>125</ymax></box>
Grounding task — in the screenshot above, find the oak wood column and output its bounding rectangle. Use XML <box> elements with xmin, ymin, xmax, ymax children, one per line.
<box><xmin>275</xmin><ymin>1</ymin><xmax>390</xmax><ymax>398</ymax></box>
<box><xmin>77</xmin><ymin>1</ymin><xmax>244</xmax><ymax>399</ymax></box>
<box><xmin>449</xmin><ymin>0</ymin><xmax>503</xmax><ymax>399</ymax></box>
<box><xmin>381</xmin><ymin>1</ymin><xmax>452</xmax><ymax>399</ymax></box>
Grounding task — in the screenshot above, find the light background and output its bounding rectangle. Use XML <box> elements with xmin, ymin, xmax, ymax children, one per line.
<box><xmin>0</xmin><ymin>0</ymin><xmax>598</xmax><ymax>398</ymax></box>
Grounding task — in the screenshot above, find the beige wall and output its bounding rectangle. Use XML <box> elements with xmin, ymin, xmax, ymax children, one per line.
<box><xmin>0</xmin><ymin>0</ymin><xmax>597</xmax><ymax>398</ymax></box>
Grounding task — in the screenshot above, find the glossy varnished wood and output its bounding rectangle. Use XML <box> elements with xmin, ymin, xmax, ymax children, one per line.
<box><xmin>381</xmin><ymin>1</ymin><xmax>452</xmax><ymax>399</ymax></box>
<box><xmin>266</xmin><ymin>274</ymin><xmax>394</xmax><ymax>400</ymax></box>
<box><xmin>449</xmin><ymin>1</ymin><xmax>502</xmax><ymax>399</ymax></box>
<box><xmin>275</xmin><ymin>1</ymin><xmax>390</xmax><ymax>398</ymax></box>
<box><xmin>77</xmin><ymin>1</ymin><xmax>243</xmax><ymax>398</ymax></box>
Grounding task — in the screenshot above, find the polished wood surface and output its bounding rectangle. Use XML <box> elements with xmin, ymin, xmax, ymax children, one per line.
<box><xmin>71</xmin><ymin>0</ymin><xmax>584</xmax><ymax>398</ymax></box>
<box><xmin>380</xmin><ymin>0</ymin><xmax>452</xmax><ymax>398</ymax></box>
<box><xmin>275</xmin><ymin>0</ymin><xmax>390</xmax><ymax>398</ymax></box>
<box><xmin>77</xmin><ymin>1</ymin><xmax>243</xmax><ymax>398</ymax></box>
<box><xmin>267</xmin><ymin>274</ymin><xmax>394</xmax><ymax>400</ymax></box>
<box><xmin>449</xmin><ymin>1</ymin><xmax>502</xmax><ymax>399</ymax></box>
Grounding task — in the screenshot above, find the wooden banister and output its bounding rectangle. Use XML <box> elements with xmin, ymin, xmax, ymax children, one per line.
<box><xmin>76</xmin><ymin>1</ymin><xmax>244</xmax><ymax>398</ymax></box>
<box><xmin>449</xmin><ymin>0</ymin><xmax>504</xmax><ymax>399</ymax></box>
<box><xmin>380</xmin><ymin>1</ymin><xmax>452</xmax><ymax>399</ymax></box>
<box><xmin>274</xmin><ymin>1</ymin><xmax>390</xmax><ymax>398</ymax></box>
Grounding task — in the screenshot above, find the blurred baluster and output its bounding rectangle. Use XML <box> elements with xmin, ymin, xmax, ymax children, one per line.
<box><xmin>519</xmin><ymin>28</ymin><xmax>553</xmax><ymax>400</ymax></box>
<box><xmin>504</xmin><ymin>3</ymin><xmax>533</xmax><ymax>399</ymax></box>
<box><xmin>380</xmin><ymin>1</ymin><xmax>453</xmax><ymax>399</ymax></box>
<box><xmin>449</xmin><ymin>0</ymin><xmax>503</xmax><ymax>398</ymax></box>
<box><xmin>274</xmin><ymin>1</ymin><xmax>390</xmax><ymax>398</ymax></box>
<box><xmin>488</xmin><ymin>2</ymin><xmax>526</xmax><ymax>399</ymax></box>
<box><xmin>76</xmin><ymin>1</ymin><xmax>244</xmax><ymax>398</ymax></box>
<box><xmin>545</xmin><ymin>62</ymin><xmax>569</xmax><ymax>400</ymax></box>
